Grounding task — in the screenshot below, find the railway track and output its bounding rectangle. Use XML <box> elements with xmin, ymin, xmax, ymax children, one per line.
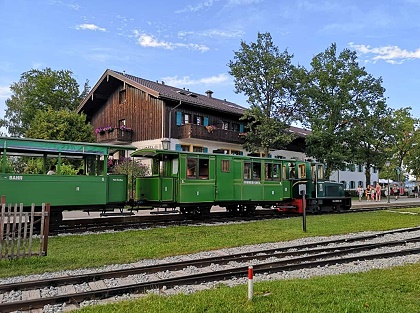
<box><xmin>1</xmin><ymin>227</ymin><xmax>419</xmax><ymax>312</ymax></box>
<box><xmin>53</xmin><ymin>202</ymin><xmax>420</xmax><ymax>235</ymax></box>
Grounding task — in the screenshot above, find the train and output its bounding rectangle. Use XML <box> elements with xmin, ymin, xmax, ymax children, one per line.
<box><xmin>132</xmin><ymin>149</ymin><xmax>351</xmax><ymax>215</ymax></box>
<box><xmin>0</xmin><ymin>136</ymin><xmax>351</xmax><ymax>228</ymax></box>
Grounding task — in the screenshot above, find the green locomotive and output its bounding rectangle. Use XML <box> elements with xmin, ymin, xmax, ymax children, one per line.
<box><xmin>0</xmin><ymin>136</ymin><xmax>136</xmax><ymax>224</ymax></box>
<box><xmin>132</xmin><ymin>149</ymin><xmax>352</xmax><ymax>214</ymax></box>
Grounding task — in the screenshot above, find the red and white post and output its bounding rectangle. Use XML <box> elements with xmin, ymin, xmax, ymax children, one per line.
<box><xmin>248</xmin><ymin>265</ymin><xmax>254</xmax><ymax>301</ymax></box>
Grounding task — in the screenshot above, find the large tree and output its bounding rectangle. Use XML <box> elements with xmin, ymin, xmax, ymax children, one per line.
<box><xmin>385</xmin><ymin>108</ymin><xmax>420</xmax><ymax>182</ymax></box>
<box><xmin>1</xmin><ymin>68</ymin><xmax>89</xmax><ymax>137</ymax></box>
<box><xmin>299</xmin><ymin>43</ymin><xmax>387</xmax><ymax>179</ymax></box>
<box><xmin>26</xmin><ymin>108</ymin><xmax>95</xmax><ymax>142</ymax></box>
<box><xmin>228</xmin><ymin>32</ymin><xmax>298</xmax><ymax>156</ymax></box>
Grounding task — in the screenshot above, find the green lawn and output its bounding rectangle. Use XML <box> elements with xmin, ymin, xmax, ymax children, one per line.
<box><xmin>1</xmin><ymin>209</ymin><xmax>419</xmax><ymax>313</ymax></box>
<box><xmin>0</xmin><ymin>209</ymin><xmax>418</xmax><ymax>278</ymax></box>
<box><xmin>76</xmin><ymin>263</ymin><xmax>420</xmax><ymax>313</ymax></box>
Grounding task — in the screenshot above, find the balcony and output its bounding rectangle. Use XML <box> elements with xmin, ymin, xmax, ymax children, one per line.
<box><xmin>96</xmin><ymin>129</ymin><xmax>132</xmax><ymax>144</ymax></box>
<box><xmin>177</xmin><ymin>124</ymin><xmax>245</xmax><ymax>144</ymax></box>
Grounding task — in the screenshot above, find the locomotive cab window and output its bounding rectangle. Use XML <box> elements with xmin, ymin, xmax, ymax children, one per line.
<box><xmin>298</xmin><ymin>164</ymin><xmax>306</xmax><ymax>178</ymax></box>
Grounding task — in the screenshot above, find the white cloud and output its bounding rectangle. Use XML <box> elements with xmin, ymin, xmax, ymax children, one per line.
<box><xmin>349</xmin><ymin>42</ymin><xmax>420</xmax><ymax>64</ymax></box>
<box><xmin>178</xmin><ymin>29</ymin><xmax>244</xmax><ymax>39</ymax></box>
<box><xmin>162</xmin><ymin>74</ymin><xmax>230</xmax><ymax>87</ymax></box>
<box><xmin>175</xmin><ymin>0</ymin><xmax>219</xmax><ymax>13</ymax></box>
<box><xmin>134</xmin><ymin>32</ymin><xmax>209</xmax><ymax>52</ymax></box>
<box><xmin>76</xmin><ymin>24</ymin><xmax>106</xmax><ymax>32</ymax></box>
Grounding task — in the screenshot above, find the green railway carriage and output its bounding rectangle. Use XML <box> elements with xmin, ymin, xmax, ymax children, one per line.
<box><xmin>132</xmin><ymin>149</ymin><xmax>351</xmax><ymax>214</ymax></box>
<box><xmin>0</xmin><ymin>137</ymin><xmax>136</xmax><ymax>224</ymax></box>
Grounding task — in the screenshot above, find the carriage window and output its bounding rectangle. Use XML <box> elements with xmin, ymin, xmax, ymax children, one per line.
<box><xmin>266</xmin><ymin>163</ymin><xmax>280</xmax><ymax>181</ymax></box>
<box><xmin>187</xmin><ymin>157</ymin><xmax>209</xmax><ymax>179</ymax></box>
<box><xmin>187</xmin><ymin>158</ymin><xmax>196</xmax><ymax>178</ymax></box>
<box><xmin>244</xmin><ymin>162</ymin><xmax>252</xmax><ymax>180</ymax></box>
<box><xmin>198</xmin><ymin>159</ymin><xmax>209</xmax><ymax>179</ymax></box>
<box><xmin>221</xmin><ymin>160</ymin><xmax>230</xmax><ymax>172</ymax></box>
<box><xmin>244</xmin><ymin>161</ymin><xmax>261</xmax><ymax>181</ymax></box>
<box><xmin>153</xmin><ymin>159</ymin><xmax>160</xmax><ymax>175</ymax></box>
<box><xmin>298</xmin><ymin>164</ymin><xmax>306</xmax><ymax>178</ymax></box>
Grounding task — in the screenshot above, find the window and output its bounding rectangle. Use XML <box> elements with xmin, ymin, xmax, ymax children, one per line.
<box><xmin>348</xmin><ymin>164</ymin><xmax>355</xmax><ymax>172</ymax></box>
<box><xmin>317</xmin><ymin>165</ymin><xmax>324</xmax><ymax>179</ymax></box>
<box><xmin>119</xmin><ymin>89</ymin><xmax>126</xmax><ymax>104</ymax></box>
<box><xmin>187</xmin><ymin>158</ymin><xmax>197</xmax><ymax>178</ymax></box>
<box><xmin>266</xmin><ymin>163</ymin><xmax>280</xmax><ymax>181</ymax></box>
<box><xmin>373</xmin><ymin>167</ymin><xmax>377</xmax><ymax>173</ymax></box>
<box><xmin>183</xmin><ymin>113</ymin><xmax>191</xmax><ymax>124</ymax></box>
<box><xmin>358</xmin><ymin>165</ymin><xmax>363</xmax><ymax>172</ymax></box>
<box><xmin>244</xmin><ymin>161</ymin><xmax>261</xmax><ymax>181</ymax></box>
<box><xmin>221</xmin><ymin>160</ymin><xmax>230</xmax><ymax>172</ymax></box>
<box><xmin>350</xmin><ymin>181</ymin><xmax>356</xmax><ymax>189</ymax></box>
<box><xmin>298</xmin><ymin>164</ymin><xmax>306</xmax><ymax>178</ymax></box>
<box><xmin>222</xmin><ymin>121</ymin><xmax>229</xmax><ymax>130</ymax></box>
<box><xmin>153</xmin><ymin>158</ymin><xmax>160</xmax><ymax>175</ymax></box>
<box><xmin>340</xmin><ymin>180</ymin><xmax>347</xmax><ymax>189</ymax></box>
<box><xmin>358</xmin><ymin>181</ymin><xmax>364</xmax><ymax>188</ymax></box>
<box><xmin>180</xmin><ymin>145</ymin><xmax>190</xmax><ymax>152</ymax></box>
<box><xmin>186</xmin><ymin>157</ymin><xmax>209</xmax><ymax>179</ymax></box>
<box><xmin>194</xmin><ymin>115</ymin><xmax>203</xmax><ymax>125</ymax></box>
<box><xmin>193</xmin><ymin>146</ymin><xmax>203</xmax><ymax>153</ymax></box>
<box><xmin>232</xmin><ymin>123</ymin><xmax>240</xmax><ymax>131</ymax></box>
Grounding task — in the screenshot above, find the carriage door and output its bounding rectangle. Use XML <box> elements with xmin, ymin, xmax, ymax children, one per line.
<box><xmin>215</xmin><ymin>157</ymin><xmax>234</xmax><ymax>201</ymax></box>
<box><xmin>160</xmin><ymin>157</ymin><xmax>174</xmax><ymax>202</ymax></box>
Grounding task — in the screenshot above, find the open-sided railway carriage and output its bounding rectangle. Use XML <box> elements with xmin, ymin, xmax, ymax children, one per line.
<box><xmin>132</xmin><ymin>149</ymin><xmax>352</xmax><ymax>215</ymax></box>
<box><xmin>0</xmin><ymin>137</ymin><xmax>136</xmax><ymax>225</ymax></box>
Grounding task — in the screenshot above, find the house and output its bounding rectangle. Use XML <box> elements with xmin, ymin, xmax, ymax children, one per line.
<box><xmin>77</xmin><ymin>69</ymin><xmax>377</xmax><ymax>189</ymax></box>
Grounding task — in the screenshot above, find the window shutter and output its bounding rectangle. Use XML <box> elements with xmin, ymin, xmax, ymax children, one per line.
<box><xmin>203</xmin><ymin>117</ymin><xmax>209</xmax><ymax>126</ymax></box>
<box><xmin>203</xmin><ymin>147</ymin><xmax>208</xmax><ymax>153</ymax></box>
<box><xmin>176</xmin><ymin>112</ymin><xmax>182</xmax><ymax>125</ymax></box>
<box><xmin>239</xmin><ymin>124</ymin><xmax>244</xmax><ymax>132</ymax></box>
<box><xmin>175</xmin><ymin>144</ymin><xmax>182</xmax><ymax>151</ymax></box>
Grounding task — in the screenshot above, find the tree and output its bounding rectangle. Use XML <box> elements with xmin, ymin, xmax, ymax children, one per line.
<box><xmin>1</xmin><ymin>68</ymin><xmax>89</xmax><ymax>137</ymax></box>
<box><xmin>26</xmin><ymin>108</ymin><xmax>95</xmax><ymax>142</ymax></box>
<box><xmin>299</xmin><ymin>43</ymin><xmax>387</xmax><ymax>180</ymax></box>
<box><xmin>228</xmin><ymin>32</ymin><xmax>298</xmax><ymax>156</ymax></box>
<box><xmin>387</xmin><ymin>108</ymin><xmax>420</xmax><ymax>182</ymax></box>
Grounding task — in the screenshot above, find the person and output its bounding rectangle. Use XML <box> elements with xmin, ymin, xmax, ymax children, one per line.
<box><xmin>370</xmin><ymin>185</ymin><xmax>375</xmax><ymax>201</ymax></box>
<box><xmin>289</xmin><ymin>167</ymin><xmax>295</xmax><ymax>179</ymax></box>
<box><xmin>375</xmin><ymin>182</ymin><xmax>382</xmax><ymax>201</ymax></box>
<box><xmin>392</xmin><ymin>184</ymin><xmax>399</xmax><ymax>200</ymax></box>
<box><xmin>77</xmin><ymin>169</ymin><xmax>84</xmax><ymax>175</ymax></box>
<box><xmin>413</xmin><ymin>185</ymin><xmax>419</xmax><ymax>198</ymax></box>
<box><xmin>47</xmin><ymin>165</ymin><xmax>56</xmax><ymax>175</ymax></box>
<box><xmin>365</xmin><ymin>185</ymin><xmax>371</xmax><ymax>201</ymax></box>
<box><xmin>357</xmin><ymin>185</ymin><xmax>364</xmax><ymax>202</ymax></box>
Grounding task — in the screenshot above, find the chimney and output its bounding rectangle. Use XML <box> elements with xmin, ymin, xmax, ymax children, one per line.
<box><xmin>161</xmin><ymin>81</ymin><xmax>165</xmax><ymax>85</ymax></box>
<box><xmin>205</xmin><ymin>90</ymin><xmax>213</xmax><ymax>98</ymax></box>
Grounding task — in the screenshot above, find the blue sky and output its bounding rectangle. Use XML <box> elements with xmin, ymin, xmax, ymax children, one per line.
<box><xmin>1</xmin><ymin>0</ymin><xmax>420</xmax><ymax>126</ymax></box>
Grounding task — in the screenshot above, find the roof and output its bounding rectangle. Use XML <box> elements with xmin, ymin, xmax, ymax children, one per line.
<box><xmin>0</xmin><ymin>136</ymin><xmax>136</xmax><ymax>156</ymax></box>
<box><xmin>77</xmin><ymin>69</ymin><xmax>246</xmax><ymax>116</ymax></box>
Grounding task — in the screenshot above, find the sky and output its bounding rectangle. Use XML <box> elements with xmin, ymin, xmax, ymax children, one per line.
<box><xmin>1</xmin><ymin>0</ymin><xmax>420</xmax><ymax>129</ymax></box>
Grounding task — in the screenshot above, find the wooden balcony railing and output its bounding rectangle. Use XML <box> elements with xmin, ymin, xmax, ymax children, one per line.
<box><xmin>96</xmin><ymin>129</ymin><xmax>132</xmax><ymax>143</ymax></box>
<box><xmin>177</xmin><ymin>124</ymin><xmax>245</xmax><ymax>144</ymax></box>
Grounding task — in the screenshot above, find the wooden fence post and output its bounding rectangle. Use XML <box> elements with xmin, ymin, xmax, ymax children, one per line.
<box><xmin>42</xmin><ymin>203</ymin><xmax>50</xmax><ymax>256</ymax></box>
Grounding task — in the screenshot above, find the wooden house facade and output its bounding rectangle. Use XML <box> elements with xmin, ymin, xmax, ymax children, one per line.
<box><xmin>77</xmin><ymin>69</ymin><xmax>306</xmax><ymax>158</ymax></box>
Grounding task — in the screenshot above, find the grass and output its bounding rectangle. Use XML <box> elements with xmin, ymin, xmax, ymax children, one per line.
<box><xmin>75</xmin><ymin>263</ymin><xmax>420</xmax><ymax>313</ymax></box>
<box><xmin>0</xmin><ymin>209</ymin><xmax>419</xmax><ymax>278</ymax></box>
